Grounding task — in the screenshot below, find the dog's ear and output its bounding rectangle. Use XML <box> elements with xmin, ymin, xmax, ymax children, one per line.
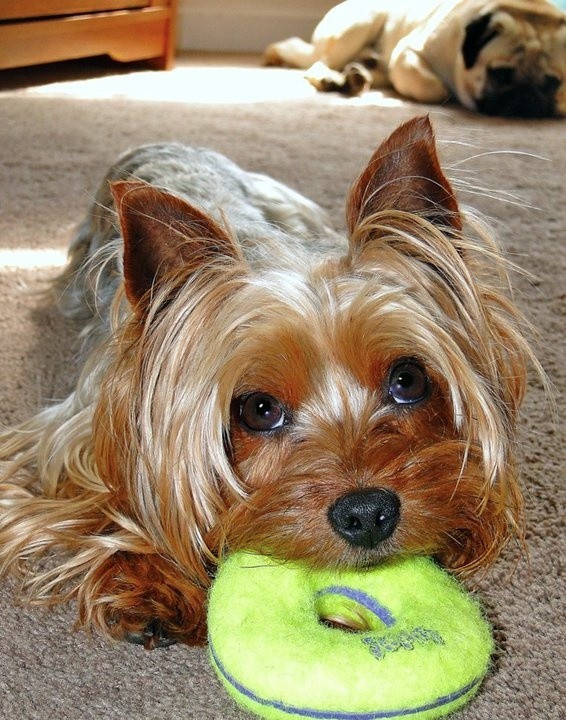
<box><xmin>111</xmin><ymin>180</ymin><xmax>241</xmax><ymax>311</ymax></box>
<box><xmin>462</xmin><ymin>13</ymin><xmax>496</xmax><ymax>69</ymax></box>
<box><xmin>346</xmin><ymin>116</ymin><xmax>462</xmax><ymax>242</ymax></box>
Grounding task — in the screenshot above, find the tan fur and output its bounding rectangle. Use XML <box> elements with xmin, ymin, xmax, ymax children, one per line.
<box><xmin>0</xmin><ymin>117</ymin><xmax>538</xmax><ymax>647</ymax></box>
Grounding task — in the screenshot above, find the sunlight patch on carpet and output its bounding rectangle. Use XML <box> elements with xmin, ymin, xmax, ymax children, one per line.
<box><xmin>16</xmin><ymin>64</ymin><xmax>405</xmax><ymax>107</ymax></box>
<box><xmin>0</xmin><ymin>248</ymin><xmax>67</xmax><ymax>269</ymax></box>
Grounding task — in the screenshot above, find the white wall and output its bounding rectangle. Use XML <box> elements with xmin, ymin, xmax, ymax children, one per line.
<box><xmin>178</xmin><ymin>0</ymin><xmax>336</xmax><ymax>52</ymax></box>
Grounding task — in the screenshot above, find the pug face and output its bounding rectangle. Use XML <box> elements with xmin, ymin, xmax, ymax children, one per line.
<box><xmin>462</xmin><ymin>10</ymin><xmax>566</xmax><ymax>117</ymax></box>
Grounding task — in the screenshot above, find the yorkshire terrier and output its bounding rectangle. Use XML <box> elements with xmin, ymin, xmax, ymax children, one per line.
<box><xmin>0</xmin><ymin>117</ymin><xmax>533</xmax><ymax>650</ymax></box>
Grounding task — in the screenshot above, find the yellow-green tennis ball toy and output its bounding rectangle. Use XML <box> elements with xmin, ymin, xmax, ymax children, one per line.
<box><xmin>208</xmin><ymin>552</ymin><xmax>493</xmax><ymax>720</ymax></box>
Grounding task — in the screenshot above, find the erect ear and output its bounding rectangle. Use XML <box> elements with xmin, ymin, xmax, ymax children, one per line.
<box><xmin>111</xmin><ymin>180</ymin><xmax>241</xmax><ymax>312</ymax></box>
<box><xmin>346</xmin><ymin>116</ymin><xmax>462</xmax><ymax>242</ymax></box>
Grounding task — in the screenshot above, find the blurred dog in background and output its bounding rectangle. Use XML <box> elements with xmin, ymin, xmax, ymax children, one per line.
<box><xmin>264</xmin><ymin>0</ymin><xmax>566</xmax><ymax>117</ymax></box>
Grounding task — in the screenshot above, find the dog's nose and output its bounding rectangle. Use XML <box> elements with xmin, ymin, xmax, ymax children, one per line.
<box><xmin>328</xmin><ymin>488</ymin><xmax>400</xmax><ymax>549</ymax></box>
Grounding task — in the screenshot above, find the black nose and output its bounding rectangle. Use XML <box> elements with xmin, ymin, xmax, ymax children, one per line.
<box><xmin>328</xmin><ymin>488</ymin><xmax>400</xmax><ymax>549</ymax></box>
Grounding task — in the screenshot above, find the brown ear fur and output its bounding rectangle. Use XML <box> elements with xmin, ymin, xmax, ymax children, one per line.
<box><xmin>111</xmin><ymin>180</ymin><xmax>240</xmax><ymax>311</ymax></box>
<box><xmin>346</xmin><ymin>116</ymin><xmax>462</xmax><ymax>241</ymax></box>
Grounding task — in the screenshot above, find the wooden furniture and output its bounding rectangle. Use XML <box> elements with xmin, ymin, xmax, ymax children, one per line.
<box><xmin>0</xmin><ymin>1</ymin><xmax>178</xmax><ymax>71</ymax></box>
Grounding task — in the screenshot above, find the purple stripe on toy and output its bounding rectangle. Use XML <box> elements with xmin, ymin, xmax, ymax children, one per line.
<box><xmin>315</xmin><ymin>586</ymin><xmax>396</xmax><ymax>627</ymax></box>
<box><xmin>209</xmin><ymin>639</ymin><xmax>482</xmax><ymax>720</ymax></box>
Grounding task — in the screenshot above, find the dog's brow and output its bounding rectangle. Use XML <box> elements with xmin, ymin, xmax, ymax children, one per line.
<box><xmin>309</xmin><ymin>366</ymin><xmax>372</xmax><ymax>424</ymax></box>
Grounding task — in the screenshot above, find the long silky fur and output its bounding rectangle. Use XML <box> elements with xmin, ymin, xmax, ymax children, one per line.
<box><xmin>0</xmin><ymin>117</ymin><xmax>540</xmax><ymax>642</ymax></box>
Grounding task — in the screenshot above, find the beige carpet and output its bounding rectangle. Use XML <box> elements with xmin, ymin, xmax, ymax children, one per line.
<box><xmin>0</xmin><ymin>53</ymin><xmax>564</xmax><ymax>720</ymax></box>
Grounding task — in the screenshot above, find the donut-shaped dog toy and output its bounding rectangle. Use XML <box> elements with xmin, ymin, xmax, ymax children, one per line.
<box><xmin>208</xmin><ymin>552</ymin><xmax>493</xmax><ymax>720</ymax></box>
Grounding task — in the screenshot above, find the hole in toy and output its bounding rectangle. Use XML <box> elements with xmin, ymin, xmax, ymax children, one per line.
<box><xmin>315</xmin><ymin>587</ymin><xmax>394</xmax><ymax>633</ymax></box>
<box><xmin>317</xmin><ymin>608</ymin><xmax>372</xmax><ymax>632</ymax></box>
<box><xmin>315</xmin><ymin>591</ymin><xmax>383</xmax><ymax>632</ymax></box>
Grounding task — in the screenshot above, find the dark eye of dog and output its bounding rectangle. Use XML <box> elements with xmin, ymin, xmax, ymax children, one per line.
<box><xmin>237</xmin><ymin>393</ymin><xmax>287</xmax><ymax>432</ymax></box>
<box><xmin>388</xmin><ymin>360</ymin><xmax>429</xmax><ymax>405</ymax></box>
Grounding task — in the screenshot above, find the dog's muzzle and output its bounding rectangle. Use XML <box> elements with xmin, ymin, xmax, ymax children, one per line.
<box><xmin>478</xmin><ymin>69</ymin><xmax>561</xmax><ymax>118</ymax></box>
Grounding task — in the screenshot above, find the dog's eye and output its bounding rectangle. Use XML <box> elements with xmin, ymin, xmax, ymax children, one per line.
<box><xmin>236</xmin><ymin>393</ymin><xmax>287</xmax><ymax>432</ymax></box>
<box><xmin>388</xmin><ymin>360</ymin><xmax>429</xmax><ymax>406</ymax></box>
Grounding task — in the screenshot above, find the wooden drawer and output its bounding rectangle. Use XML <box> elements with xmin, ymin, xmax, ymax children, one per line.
<box><xmin>0</xmin><ymin>2</ymin><xmax>151</xmax><ymax>21</ymax></box>
<box><xmin>0</xmin><ymin>1</ymin><xmax>177</xmax><ymax>71</ymax></box>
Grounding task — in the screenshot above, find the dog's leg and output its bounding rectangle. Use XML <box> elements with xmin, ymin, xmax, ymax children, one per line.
<box><xmin>264</xmin><ymin>3</ymin><xmax>388</xmax><ymax>72</ymax></box>
<box><xmin>354</xmin><ymin>48</ymin><xmax>390</xmax><ymax>88</ymax></box>
<box><xmin>81</xmin><ymin>551</ymin><xmax>208</xmax><ymax>649</ymax></box>
<box><xmin>263</xmin><ymin>36</ymin><xmax>318</xmax><ymax>68</ymax></box>
<box><xmin>304</xmin><ymin>60</ymin><xmax>371</xmax><ymax>96</ymax></box>
<box><xmin>304</xmin><ymin>47</ymin><xmax>391</xmax><ymax>97</ymax></box>
<box><xmin>388</xmin><ymin>46</ymin><xmax>450</xmax><ymax>104</ymax></box>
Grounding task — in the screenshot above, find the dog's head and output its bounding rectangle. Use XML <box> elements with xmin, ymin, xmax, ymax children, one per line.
<box><xmin>461</xmin><ymin>4</ymin><xmax>566</xmax><ymax>117</ymax></box>
<box><xmin>104</xmin><ymin>118</ymin><xmax>532</xmax><ymax>582</ymax></box>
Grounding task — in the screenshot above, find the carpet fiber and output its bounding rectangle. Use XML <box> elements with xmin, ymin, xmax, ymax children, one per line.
<box><xmin>0</xmin><ymin>53</ymin><xmax>564</xmax><ymax>720</ymax></box>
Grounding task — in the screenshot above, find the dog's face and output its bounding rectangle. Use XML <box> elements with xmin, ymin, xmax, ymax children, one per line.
<box><xmin>462</xmin><ymin>8</ymin><xmax>566</xmax><ymax>117</ymax></box>
<box><xmin>106</xmin><ymin>118</ymin><xmax>530</xmax><ymax>581</ymax></box>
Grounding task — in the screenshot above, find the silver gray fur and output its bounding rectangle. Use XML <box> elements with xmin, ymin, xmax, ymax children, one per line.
<box><xmin>55</xmin><ymin>143</ymin><xmax>340</xmax><ymax>332</ymax></box>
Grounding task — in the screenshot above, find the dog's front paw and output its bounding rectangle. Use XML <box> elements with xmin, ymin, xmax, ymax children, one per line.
<box><xmin>263</xmin><ymin>43</ymin><xmax>285</xmax><ymax>66</ymax></box>
<box><xmin>305</xmin><ymin>61</ymin><xmax>347</xmax><ymax>92</ymax></box>
<box><xmin>343</xmin><ymin>63</ymin><xmax>373</xmax><ymax>96</ymax></box>
<box><xmin>124</xmin><ymin>619</ymin><xmax>177</xmax><ymax>651</ymax></box>
<box><xmin>80</xmin><ymin>551</ymin><xmax>209</xmax><ymax>648</ymax></box>
<box><xmin>105</xmin><ymin>599</ymin><xmax>208</xmax><ymax>649</ymax></box>
<box><xmin>305</xmin><ymin>61</ymin><xmax>372</xmax><ymax>96</ymax></box>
